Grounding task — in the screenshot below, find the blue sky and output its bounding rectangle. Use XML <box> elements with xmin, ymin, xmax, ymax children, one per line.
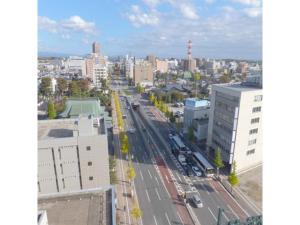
<box><xmin>38</xmin><ymin>0</ymin><xmax>262</xmax><ymax>60</ymax></box>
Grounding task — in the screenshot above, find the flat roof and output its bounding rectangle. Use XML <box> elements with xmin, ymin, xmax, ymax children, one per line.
<box><xmin>213</xmin><ymin>82</ymin><xmax>262</xmax><ymax>92</ymax></box>
<box><xmin>38</xmin><ymin>188</ymin><xmax>115</xmax><ymax>225</ymax></box>
<box><xmin>38</xmin><ymin>119</ymin><xmax>76</xmax><ymax>140</ymax></box>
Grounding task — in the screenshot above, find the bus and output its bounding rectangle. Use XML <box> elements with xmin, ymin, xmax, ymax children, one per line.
<box><xmin>192</xmin><ymin>152</ymin><xmax>214</xmax><ymax>177</ymax></box>
<box><xmin>169</xmin><ymin>134</ymin><xmax>191</xmax><ymax>155</ymax></box>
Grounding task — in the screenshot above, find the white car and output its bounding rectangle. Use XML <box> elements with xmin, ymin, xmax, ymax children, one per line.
<box><xmin>192</xmin><ymin>166</ymin><xmax>202</xmax><ymax>177</ymax></box>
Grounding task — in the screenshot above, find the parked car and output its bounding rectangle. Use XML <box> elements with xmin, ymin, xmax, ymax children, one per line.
<box><xmin>192</xmin><ymin>194</ymin><xmax>203</xmax><ymax>208</ymax></box>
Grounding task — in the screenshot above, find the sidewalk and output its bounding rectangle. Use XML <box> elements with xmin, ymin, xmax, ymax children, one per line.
<box><xmin>111</xmin><ymin>94</ymin><xmax>141</xmax><ymax>225</ymax></box>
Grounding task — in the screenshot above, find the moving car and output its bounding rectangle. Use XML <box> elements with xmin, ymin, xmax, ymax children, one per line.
<box><xmin>192</xmin><ymin>166</ymin><xmax>202</xmax><ymax>177</ymax></box>
<box><xmin>192</xmin><ymin>194</ymin><xmax>203</xmax><ymax>208</ymax></box>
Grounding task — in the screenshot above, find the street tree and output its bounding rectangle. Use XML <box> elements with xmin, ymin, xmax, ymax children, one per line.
<box><xmin>127</xmin><ymin>164</ymin><xmax>136</xmax><ymax>182</ymax></box>
<box><xmin>40</xmin><ymin>77</ymin><xmax>52</xmax><ymax>97</ymax></box>
<box><xmin>130</xmin><ymin>206</ymin><xmax>142</xmax><ymax>222</ymax></box>
<box><xmin>56</xmin><ymin>78</ymin><xmax>68</xmax><ymax>96</ymax></box>
<box><xmin>77</xmin><ymin>79</ymin><xmax>90</xmax><ymax>93</ymax></box>
<box><xmin>214</xmin><ymin>148</ymin><xmax>225</xmax><ymax>179</ymax></box>
<box><xmin>228</xmin><ymin>161</ymin><xmax>239</xmax><ymax>193</ymax></box>
<box><xmin>69</xmin><ymin>80</ymin><xmax>81</xmax><ymax>97</ymax></box>
<box><xmin>48</xmin><ymin>100</ymin><xmax>57</xmax><ymax>119</ymax></box>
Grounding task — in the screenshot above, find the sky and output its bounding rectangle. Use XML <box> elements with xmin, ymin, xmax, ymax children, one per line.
<box><xmin>38</xmin><ymin>0</ymin><xmax>262</xmax><ymax>60</ymax></box>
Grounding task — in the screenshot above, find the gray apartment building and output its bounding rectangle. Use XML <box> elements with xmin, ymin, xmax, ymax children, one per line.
<box><xmin>207</xmin><ymin>76</ymin><xmax>262</xmax><ymax>173</ymax></box>
<box><xmin>38</xmin><ymin>115</ymin><xmax>110</xmax><ymax>195</ymax></box>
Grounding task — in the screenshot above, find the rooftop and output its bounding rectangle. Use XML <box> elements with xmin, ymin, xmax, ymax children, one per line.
<box><xmin>38</xmin><ymin>116</ymin><xmax>105</xmax><ymax>140</ymax></box>
<box><xmin>38</xmin><ymin>188</ymin><xmax>115</xmax><ymax>225</ymax></box>
<box><xmin>185</xmin><ymin>98</ymin><xmax>210</xmax><ymax>108</ymax></box>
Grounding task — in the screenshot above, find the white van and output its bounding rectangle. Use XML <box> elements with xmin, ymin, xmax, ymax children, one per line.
<box><xmin>192</xmin><ymin>194</ymin><xmax>203</xmax><ymax>208</ymax></box>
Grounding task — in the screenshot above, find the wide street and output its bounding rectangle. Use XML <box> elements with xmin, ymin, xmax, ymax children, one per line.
<box><xmin>110</xmin><ymin>76</ymin><xmax>261</xmax><ymax>225</ymax></box>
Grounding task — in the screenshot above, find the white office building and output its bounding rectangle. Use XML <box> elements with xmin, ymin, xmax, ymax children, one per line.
<box><xmin>207</xmin><ymin>76</ymin><xmax>262</xmax><ymax>173</ymax></box>
<box><xmin>93</xmin><ymin>64</ymin><xmax>108</xmax><ymax>88</ymax></box>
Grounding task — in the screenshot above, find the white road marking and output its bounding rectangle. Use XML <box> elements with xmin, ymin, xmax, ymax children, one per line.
<box><xmin>223</xmin><ymin>211</ymin><xmax>229</xmax><ymax>221</ymax></box>
<box><xmin>165</xmin><ymin>213</ymin><xmax>171</xmax><ymax>225</ymax></box>
<box><xmin>153</xmin><ymin>215</ymin><xmax>158</xmax><ymax>225</ymax></box>
<box><xmin>165</xmin><ymin>175</ymin><xmax>169</xmax><ymax>183</ymax></box>
<box><xmin>155</xmin><ymin>188</ymin><xmax>161</xmax><ymax>200</ymax></box>
<box><xmin>208</xmin><ymin>207</ymin><xmax>217</xmax><ymax>221</ymax></box>
<box><xmin>155</xmin><ymin>176</ymin><xmax>159</xmax><ymax>185</ymax></box>
<box><xmin>227</xmin><ymin>204</ymin><xmax>239</xmax><ymax>220</ymax></box>
<box><xmin>148</xmin><ymin>169</ymin><xmax>152</xmax><ymax>179</ymax></box>
<box><xmin>140</xmin><ymin>171</ymin><xmax>144</xmax><ymax>181</ymax></box>
<box><xmin>146</xmin><ymin>190</ymin><xmax>151</xmax><ymax>202</ymax></box>
<box><xmin>177</xmin><ymin>212</ymin><xmax>184</xmax><ymax>225</ymax></box>
<box><xmin>176</xmin><ymin>173</ymin><xmax>182</xmax><ymax>182</ymax></box>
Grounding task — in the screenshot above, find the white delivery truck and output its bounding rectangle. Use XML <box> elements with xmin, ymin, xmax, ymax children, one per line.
<box><xmin>178</xmin><ymin>154</ymin><xmax>187</xmax><ymax>166</ymax></box>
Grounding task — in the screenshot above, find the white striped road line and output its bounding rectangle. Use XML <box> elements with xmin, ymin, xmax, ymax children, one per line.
<box><xmin>227</xmin><ymin>204</ymin><xmax>240</xmax><ymax>220</ymax></box>
<box><xmin>155</xmin><ymin>188</ymin><xmax>161</xmax><ymax>200</ymax></box>
<box><xmin>148</xmin><ymin>169</ymin><xmax>152</xmax><ymax>179</ymax></box>
<box><xmin>155</xmin><ymin>176</ymin><xmax>159</xmax><ymax>185</ymax></box>
<box><xmin>176</xmin><ymin>173</ymin><xmax>182</xmax><ymax>182</ymax></box>
<box><xmin>223</xmin><ymin>211</ymin><xmax>229</xmax><ymax>221</ymax></box>
<box><xmin>165</xmin><ymin>175</ymin><xmax>169</xmax><ymax>183</ymax></box>
<box><xmin>140</xmin><ymin>171</ymin><xmax>144</xmax><ymax>181</ymax></box>
<box><xmin>145</xmin><ymin>190</ymin><xmax>151</xmax><ymax>202</ymax></box>
<box><xmin>153</xmin><ymin>215</ymin><xmax>158</xmax><ymax>225</ymax></box>
<box><xmin>233</xmin><ymin>186</ymin><xmax>262</xmax><ymax>214</ymax></box>
<box><xmin>208</xmin><ymin>207</ymin><xmax>217</xmax><ymax>221</ymax></box>
<box><xmin>165</xmin><ymin>213</ymin><xmax>171</xmax><ymax>225</ymax></box>
<box><xmin>177</xmin><ymin>212</ymin><xmax>184</xmax><ymax>225</ymax></box>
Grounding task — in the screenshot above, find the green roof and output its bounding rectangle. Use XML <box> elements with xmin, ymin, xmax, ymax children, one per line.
<box><xmin>60</xmin><ymin>98</ymin><xmax>104</xmax><ymax>118</ymax></box>
<box><xmin>183</xmin><ymin>71</ymin><xmax>192</xmax><ymax>79</ymax></box>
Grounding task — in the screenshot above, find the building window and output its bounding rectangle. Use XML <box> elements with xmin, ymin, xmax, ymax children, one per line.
<box><xmin>88</xmin><ymin>161</ymin><xmax>92</xmax><ymax>166</ymax></box>
<box><xmin>89</xmin><ymin>176</ymin><xmax>93</xmax><ymax>181</ymax></box>
<box><xmin>38</xmin><ymin>181</ymin><xmax>41</xmax><ymax>192</ymax></box>
<box><xmin>60</xmin><ymin>164</ymin><xmax>63</xmax><ymax>174</ymax></box>
<box><xmin>249</xmin><ymin>128</ymin><xmax>258</xmax><ymax>135</ymax></box>
<box><xmin>254</xmin><ymin>95</ymin><xmax>263</xmax><ymax>102</ymax></box>
<box><xmin>248</xmin><ymin>139</ymin><xmax>257</xmax><ymax>145</ymax></box>
<box><xmin>62</xmin><ymin>178</ymin><xmax>65</xmax><ymax>189</ymax></box>
<box><xmin>252</xmin><ymin>106</ymin><xmax>261</xmax><ymax>113</ymax></box>
<box><xmin>247</xmin><ymin>149</ymin><xmax>255</xmax><ymax>155</ymax></box>
<box><xmin>251</xmin><ymin>117</ymin><xmax>260</xmax><ymax>124</ymax></box>
<box><xmin>86</xmin><ymin>146</ymin><xmax>91</xmax><ymax>151</ymax></box>
<box><xmin>58</xmin><ymin>148</ymin><xmax>62</xmax><ymax>160</ymax></box>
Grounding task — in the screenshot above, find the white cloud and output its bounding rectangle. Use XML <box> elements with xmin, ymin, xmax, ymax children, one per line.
<box><xmin>38</xmin><ymin>15</ymin><xmax>97</xmax><ymax>36</ymax></box>
<box><xmin>143</xmin><ymin>0</ymin><xmax>161</xmax><ymax>8</ymax></box>
<box><xmin>222</xmin><ymin>6</ymin><xmax>236</xmax><ymax>14</ymax></box>
<box><xmin>243</xmin><ymin>7</ymin><xmax>262</xmax><ymax>17</ymax></box>
<box><xmin>160</xmin><ymin>36</ymin><xmax>167</xmax><ymax>40</ymax></box>
<box><xmin>178</xmin><ymin>3</ymin><xmax>199</xmax><ymax>20</ymax></box>
<box><xmin>126</xmin><ymin>5</ymin><xmax>160</xmax><ymax>27</ymax></box>
<box><xmin>231</xmin><ymin>0</ymin><xmax>261</xmax><ymax>7</ymax></box>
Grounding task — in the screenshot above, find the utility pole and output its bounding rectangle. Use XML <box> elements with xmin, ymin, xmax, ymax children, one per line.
<box><xmin>216</xmin><ymin>208</ymin><xmax>224</xmax><ymax>225</ymax></box>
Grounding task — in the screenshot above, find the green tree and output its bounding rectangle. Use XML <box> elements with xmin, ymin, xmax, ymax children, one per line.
<box><xmin>214</xmin><ymin>148</ymin><xmax>225</xmax><ymax>179</ymax></box>
<box><xmin>228</xmin><ymin>161</ymin><xmax>239</xmax><ymax>193</ymax></box>
<box><xmin>40</xmin><ymin>77</ymin><xmax>52</xmax><ymax>97</ymax></box>
<box><xmin>219</xmin><ymin>74</ymin><xmax>231</xmax><ymax>83</ymax></box>
<box><xmin>169</xmin><ymin>111</ymin><xmax>175</xmax><ymax>123</ymax></box>
<box><xmin>56</xmin><ymin>78</ymin><xmax>68</xmax><ymax>96</ymax></box>
<box><xmin>77</xmin><ymin>79</ymin><xmax>90</xmax><ymax>93</ymax></box>
<box><xmin>131</xmin><ymin>206</ymin><xmax>142</xmax><ymax>221</ymax></box>
<box><xmin>193</xmin><ymin>72</ymin><xmax>201</xmax><ymax>98</ymax></box>
<box><xmin>188</xmin><ymin>125</ymin><xmax>194</xmax><ymax>142</ymax></box>
<box><xmin>47</xmin><ymin>100</ymin><xmax>57</xmax><ymax>119</ymax></box>
<box><xmin>69</xmin><ymin>80</ymin><xmax>81</xmax><ymax>97</ymax></box>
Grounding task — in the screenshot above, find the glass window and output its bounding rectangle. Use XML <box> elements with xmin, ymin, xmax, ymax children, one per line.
<box><xmin>249</xmin><ymin>128</ymin><xmax>258</xmax><ymax>135</ymax></box>
<box><xmin>251</xmin><ymin>118</ymin><xmax>260</xmax><ymax>124</ymax></box>
<box><xmin>248</xmin><ymin>139</ymin><xmax>257</xmax><ymax>145</ymax></box>
<box><xmin>88</xmin><ymin>161</ymin><xmax>92</xmax><ymax>166</ymax></box>
<box><xmin>254</xmin><ymin>95</ymin><xmax>263</xmax><ymax>102</ymax></box>
<box><xmin>247</xmin><ymin>149</ymin><xmax>255</xmax><ymax>155</ymax></box>
<box><xmin>252</xmin><ymin>106</ymin><xmax>261</xmax><ymax>113</ymax></box>
<box><xmin>89</xmin><ymin>176</ymin><xmax>93</xmax><ymax>181</ymax></box>
<box><xmin>86</xmin><ymin>146</ymin><xmax>91</xmax><ymax>151</ymax></box>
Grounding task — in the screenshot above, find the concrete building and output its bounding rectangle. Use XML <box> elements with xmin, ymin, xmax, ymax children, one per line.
<box><xmin>38</xmin><ymin>115</ymin><xmax>110</xmax><ymax>195</ymax></box>
<box><xmin>85</xmin><ymin>57</ymin><xmax>95</xmax><ymax>80</ymax></box>
<box><xmin>146</xmin><ymin>54</ymin><xmax>156</xmax><ymax>69</ymax></box>
<box><xmin>38</xmin><ymin>187</ymin><xmax>116</xmax><ymax>225</ymax></box>
<box><xmin>183</xmin><ymin>98</ymin><xmax>210</xmax><ymax>140</ymax></box>
<box><xmin>133</xmin><ymin>61</ymin><xmax>153</xmax><ymax>86</ymax></box>
<box><xmin>92</xmin><ymin>42</ymin><xmax>100</xmax><ymax>55</ymax></box>
<box><xmin>93</xmin><ymin>64</ymin><xmax>108</xmax><ymax>88</ymax></box>
<box><xmin>66</xmin><ymin>56</ymin><xmax>87</xmax><ymax>77</ymax></box>
<box><xmin>207</xmin><ymin>76</ymin><xmax>262</xmax><ymax>173</ymax></box>
<box><xmin>156</xmin><ymin>59</ymin><xmax>169</xmax><ymax>73</ymax></box>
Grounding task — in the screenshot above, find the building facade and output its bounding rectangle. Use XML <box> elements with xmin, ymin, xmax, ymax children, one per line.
<box><xmin>93</xmin><ymin>64</ymin><xmax>108</xmax><ymax>88</ymax></box>
<box><xmin>133</xmin><ymin>61</ymin><xmax>153</xmax><ymax>86</ymax></box>
<box><xmin>207</xmin><ymin>77</ymin><xmax>262</xmax><ymax>173</ymax></box>
<box><xmin>92</xmin><ymin>42</ymin><xmax>100</xmax><ymax>55</ymax></box>
<box><xmin>146</xmin><ymin>54</ymin><xmax>156</xmax><ymax>69</ymax></box>
<box><xmin>38</xmin><ymin>116</ymin><xmax>110</xmax><ymax>195</ymax></box>
<box><xmin>156</xmin><ymin>59</ymin><xmax>169</xmax><ymax>73</ymax></box>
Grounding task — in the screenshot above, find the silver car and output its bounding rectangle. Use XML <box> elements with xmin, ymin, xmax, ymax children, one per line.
<box><xmin>192</xmin><ymin>194</ymin><xmax>203</xmax><ymax>208</ymax></box>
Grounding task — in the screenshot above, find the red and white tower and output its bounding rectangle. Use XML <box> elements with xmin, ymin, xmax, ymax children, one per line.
<box><xmin>187</xmin><ymin>40</ymin><xmax>192</xmax><ymax>59</ymax></box>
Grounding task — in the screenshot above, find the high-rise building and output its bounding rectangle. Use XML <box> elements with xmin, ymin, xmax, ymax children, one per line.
<box><xmin>207</xmin><ymin>76</ymin><xmax>262</xmax><ymax>173</ymax></box>
<box><xmin>146</xmin><ymin>54</ymin><xmax>156</xmax><ymax>69</ymax></box>
<box><xmin>93</xmin><ymin>64</ymin><xmax>108</xmax><ymax>88</ymax></box>
<box><xmin>92</xmin><ymin>42</ymin><xmax>100</xmax><ymax>55</ymax></box>
<box><xmin>156</xmin><ymin>59</ymin><xmax>169</xmax><ymax>73</ymax></box>
<box><xmin>133</xmin><ymin>61</ymin><xmax>153</xmax><ymax>86</ymax></box>
<box><xmin>184</xmin><ymin>40</ymin><xmax>196</xmax><ymax>72</ymax></box>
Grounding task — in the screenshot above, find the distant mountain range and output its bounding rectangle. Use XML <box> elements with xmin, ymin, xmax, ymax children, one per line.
<box><xmin>38</xmin><ymin>51</ymin><xmax>88</xmax><ymax>58</ymax></box>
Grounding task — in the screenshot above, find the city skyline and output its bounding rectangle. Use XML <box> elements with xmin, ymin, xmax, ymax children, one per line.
<box><xmin>38</xmin><ymin>0</ymin><xmax>262</xmax><ymax>60</ymax></box>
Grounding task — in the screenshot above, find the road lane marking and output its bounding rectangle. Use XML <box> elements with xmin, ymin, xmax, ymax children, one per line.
<box><xmin>148</xmin><ymin>169</ymin><xmax>152</xmax><ymax>179</ymax></box>
<box><xmin>176</xmin><ymin>173</ymin><xmax>182</xmax><ymax>182</ymax></box>
<box><xmin>208</xmin><ymin>207</ymin><xmax>217</xmax><ymax>221</ymax></box>
<box><xmin>140</xmin><ymin>171</ymin><xmax>144</xmax><ymax>181</ymax></box>
<box><xmin>155</xmin><ymin>188</ymin><xmax>161</xmax><ymax>200</ymax></box>
<box><xmin>153</xmin><ymin>215</ymin><xmax>158</xmax><ymax>225</ymax></box>
<box><xmin>227</xmin><ymin>204</ymin><xmax>239</xmax><ymax>220</ymax></box>
<box><xmin>155</xmin><ymin>176</ymin><xmax>159</xmax><ymax>185</ymax></box>
<box><xmin>223</xmin><ymin>211</ymin><xmax>229</xmax><ymax>221</ymax></box>
<box><xmin>165</xmin><ymin>175</ymin><xmax>169</xmax><ymax>183</ymax></box>
<box><xmin>145</xmin><ymin>190</ymin><xmax>151</xmax><ymax>202</ymax></box>
<box><xmin>177</xmin><ymin>212</ymin><xmax>184</xmax><ymax>225</ymax></box>
<box><xmin>165</xmin><ymin>213</ymin><xmax>171</xmax><ymax>225</ymax></box>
